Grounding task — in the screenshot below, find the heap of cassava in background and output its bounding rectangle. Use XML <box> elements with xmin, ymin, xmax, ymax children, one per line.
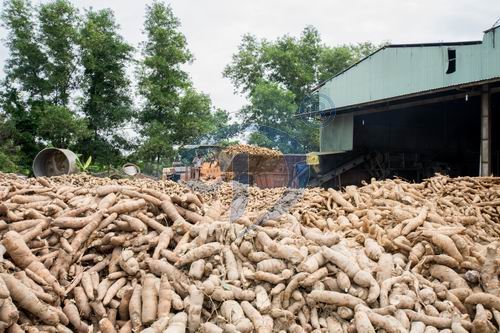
<box><xmin>0</xmin><ymin>172</ymin><xmax>499</xmax><ymax>333</ymax></box>
<box><xmin>222</xmin><ymin>144</ymin><xmax>282</xmax><ymax>159</ymax></box>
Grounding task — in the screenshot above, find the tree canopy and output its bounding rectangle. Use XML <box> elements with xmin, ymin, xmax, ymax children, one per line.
<box><xmin>0</xmin><ymin>0</ymin><xmax>380</xmax><ymax>175</ymax></box>
<box><xmin>78</xmin><ymin>8</ymin><xmax>135</xmax><ymax>166</ymax></box>
<box><xmin>224</xmin><ymin>26</ymin><xmax>381</xmax><ymax>153</ymax></box>
<box><xmin>136</xmin><ymin>1</ymin><xmax>221</xmax><ymax>174</ymax></box>
<box><xmin>0</xmin><ymin>0</ymin><xmax>226</xmax><ymax>174</ymax></box>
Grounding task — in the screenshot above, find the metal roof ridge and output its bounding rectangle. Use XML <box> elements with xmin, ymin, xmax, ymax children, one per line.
<box><xmin>484</xmin><ymin>21</ymin><xmax>500</xmax><ymax>33</ymax></box>
<box><xmin>386</xmin><ymin>41</ymin><xmax>481</xmax><ymax>47</ymax></box>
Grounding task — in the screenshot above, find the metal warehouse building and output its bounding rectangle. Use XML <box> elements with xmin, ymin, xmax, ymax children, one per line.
<box><xmin>308</xmin><ymin>25</ymin><xmax>500</xmax><ymax>187</ymax></box>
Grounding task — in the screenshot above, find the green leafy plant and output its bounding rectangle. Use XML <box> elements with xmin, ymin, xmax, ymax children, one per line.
<box><xmin>76</xmin><ymin>156</ymin><xmax>92</xmax><ymax>173</ymax></box>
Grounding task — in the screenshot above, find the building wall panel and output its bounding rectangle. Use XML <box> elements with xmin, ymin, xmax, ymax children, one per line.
<box><xmin>319</xmin><ymin>27</ymin><xmax>500</xmax><ymax>111</ymax></box>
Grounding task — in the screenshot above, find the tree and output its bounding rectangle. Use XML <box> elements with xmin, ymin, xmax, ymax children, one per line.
<box><xmin>244</xmin><ymin>81</ymin><xmax>296</xmax><ymax>126</ymax></box>
<box><xmin>0</xmin><ymin>111</ymin><xmax>21</xmax><ymax>173</ymax></box>
<box><xmin>203</xmin><ymin>109</ymin><xmax>241</xmax><ymax>144</ymax></box>
<box><xmin>224</xmin><ymin>26</ymin><xmax>381</xmax><ymax>152</ymax></box>
<box><xmin>38</xmin><ymin>0</ymin><xmax>79</xmax><ymax>106</ymax></box>
<box><xmin>225</xmin><ymin>28</ymin><xmax>381</xmax><ymax>100</ymax></box>
<box><xmin>317</xmin><ymin>46</ymin><xmax>354</xmax><ymax>83</ymax></box>
<box><xmin>137</xmin><ymin>1</ymin><xmax>217</xmax><ymax>169</ymax></box>
<box><xmin>1</xmin><ymin>0</ymin><xmax>48</xmax><ymax>101</ymax></box>
<box><xmin>349</xmin><ymin>42</ymin><xmax>382</xmax><ymax>61</ymax></box>
<box><xmin>138</xmin><ymin>88</ymin><xmax>216</xmax><ymax>169</ymax></box>
<box><xmin>263</xmin><ymin>25</ymin><xmax>323</xmax><ymax>103</ymax></box>
<box><xmin>136</xmin><ymin>121</ymin><xmax>174</xmax><ymax>169</ymax></box>
<box><xmin>78</xmin><ymin>8</ymin><xmax>134</xmax><ymax>165</ymax></box>
<box><xmin>1</xmin><ymin>0</ymin><xmax>46</xmax><ymax>170</ymax></box>
<box><xmin>225</xmin><ymin>26</ymin><xmax>382</xmax><ymax>103</ymax></box>
<box><xmin>1</xmin><ymin>0</ymin><xmax>96</xmax><ymax>172</ymax></box>
<box><xmin>244</xmin><ymin>81</ymin><xmax>317</xmax><ymax>153</ymax></box>
<box><xmin>223</xmin><ymin>34</ymin><xmax>265</xmax><ymax>96</ymax></box>
<box><xmin>35</xmin><ymin>105</ymin><xmax>89</xmax><ymax>149</ymax></box>
<box><xmin>224</xmin><ymin>26</ymin><xmax>325</xmax><ymax>103</ymax></box>
<box><xmin>172</xmin><ymin>89</ymin><xmax>215</xmax><ymax>146</ymax></box>
<box><xmin>138</xmin><ymin>1</ymin><xmax>191</xmax><ymax>124</ymax></box>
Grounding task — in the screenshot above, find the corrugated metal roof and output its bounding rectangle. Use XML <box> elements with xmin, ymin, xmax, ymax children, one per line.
<box><xmin>315</xmin><ymin>26</ymin><xmax>500</xmax><ymax>112</ymax></box>
<box><xmin>312</xmin><ymin>40</ymin><xmax>483</xmax><ymax>92</ymax></box>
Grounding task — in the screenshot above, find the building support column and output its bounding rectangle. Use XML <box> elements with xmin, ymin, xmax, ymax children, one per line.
<box><xmin>480</xmin><ymin>85</ymin><xmax>491</xmax><ymax>176</ymax></box>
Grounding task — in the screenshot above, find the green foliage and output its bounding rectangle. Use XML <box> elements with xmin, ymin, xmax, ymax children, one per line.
<box><xmin>223</xmin><ymin>34</ymin><xmax>264</xmax><ymax>96</ymax></box>
<box><xmin>248</xmin><ymin>131</ymin><xmax>275</xmax><ymax>149</ymax></box>
<box><xmin>0</xmin><ymin>150</ymin><xmax>18</xmax><ymax>173</ymax></box>
<box><xmin>217</xmin><ymin>140</ymin><xmax>240</xmax><ymax>148</ymax></box>
<box><xmin>137</xmin><ymin>1</ymin><xmax>190</xmax><ymax>165</ymax></box>
<box><xmin>0</xmin><ymin>84</ymin><xmax>41</xmax><ymax>171</ymax></box>
<box><xmin>244</xmin><ymin>81</ymin><xmax>297</xmax><ymax>125</ymax></box>
<box><xmin>0</xmin><ymin>0</ymin><xmax>86</xmax><ymax>172</ymax></box>
<box><xmin>38</xmin><ymin>0</ymin><xmax>79</xmax><ymax>106</ymax></box>
<box><xmin>138</xmin><ymin>1</ymin><xmax>192</xmax><ymax>124</ymax></box>
<box><xmin>75</xmin><ymin>155</ymin><xmax>92</xmax><ymax>172</ymax></box>
<box><xmin>79</xmin><ymin>8</ymin><xmax>133</xmax><ymax>132</ymax></box>
<box><xmin>137</xmin><ymin>1</ymin><xmax>221</xmax><ymax>169</ymax></box>
<box><xmin>0</xmin><ymin>113</ymin><xmax>21</xmax><ymax>173</ymax></box>
<box><xmin>1</xmin><ymin>0</ymin><xmax>48</xmax><ymax>100</ymax></box>
<box><xmin>1</xmin><ymin>0</ymin><xmax>46</xmax><ymax>171</ymax></box>
<box><xmin>0</xmin><ymin>0</ymin><xmax>135</xmax><ymax>173</ymax></box>
<box><xmin>35</xmin><ymin>105</ymin><xmax>90</xmax><ymax>148</ymax></box>
<box><xmin>224</xmin><ymin>26</ymin><xmax>381</xmax><ymax>152</ymax></box>
<box><xmin>318</xmin><ymin>42</ymin><xmax>384</xmax><ymax>83</ymax></box>
<box><xmin>244</xmin><ymin>81</ymin><xmax>318</xmax><ymax>153</ymax></box>
<box><xmin>77</xmin><ymin>136</ymin><xmax>126</xmax><ymax>171</ymax></box>
<box><xmin>203</xmin><ymin>109</ymin><xmax>241</xmax><ymax>144</ymax></box>
<box><xmin>137</xmin><ymin>121</ymin><xmax>175</xmax><ymax>175</ymax></box>
<box><xmin>0</xmin><ymin>0</ymin><xmax>380</xmax><ymax>175</ymax></box>
<box><xmin>78</xmin><ymin>8</ymin><xmax>134</xmax><ymax>164</ymax></box>
<box><xmin>262</xmin><ymin>26</ymin><xmax>322</xmax><ymax>103</ymax></box>
<box><xmin>225</xmin><ymin>27</ymin><xmax>381</xmax><ymax>101</ymax></box>
<box><xmin>172</xmin><ymin>89</ymin><xmax>215</xmax><ymax>145</ymax></box>
<box><xmin>317</xmin><ymin>46</ymin><xmax>354</xmax><ymax>83</ymax></box>
<box><xmin>224</xmin><ymin>26</ymin><xmax>326</xmax><ymax>102</ymax></box>
<box><xmin>349</xmin><ymin>42</ymin><xmax>383</xmax><ymax>61</ymax></box>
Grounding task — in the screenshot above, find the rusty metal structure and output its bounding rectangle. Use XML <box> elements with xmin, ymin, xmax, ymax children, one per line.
<box><xmin>162</xmin><ymin>145</ymin><xmax>307</xmax><ymax>189</ymax></box>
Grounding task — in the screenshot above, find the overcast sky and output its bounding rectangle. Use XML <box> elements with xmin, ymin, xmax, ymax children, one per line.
<box><xmin>0</xmin><ymin>0</ymin><xmax>499</xmax><ymax>114</ymax></box>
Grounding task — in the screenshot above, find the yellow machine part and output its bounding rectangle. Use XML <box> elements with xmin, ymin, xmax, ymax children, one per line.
<box><xmin>306</xmin><ymin>153</ymin><xmax>320</xmax><ymax>165</ymax></box>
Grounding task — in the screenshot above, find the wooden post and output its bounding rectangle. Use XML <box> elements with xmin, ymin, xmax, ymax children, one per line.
<box><xmin>480</xmin><ymin>85</ymin><xmax>491</xmax><ymax>176</ymax></box>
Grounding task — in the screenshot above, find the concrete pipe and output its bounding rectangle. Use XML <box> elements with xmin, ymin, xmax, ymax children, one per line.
<box><xmin>32</xmin><ymin>148</ymin><xmax>78</xmax><ymax>177</ymax></box>
<box><xmin>122</xmin><ymin>163</ymin><xmax>141</xmax><ymax>176</ymax></box>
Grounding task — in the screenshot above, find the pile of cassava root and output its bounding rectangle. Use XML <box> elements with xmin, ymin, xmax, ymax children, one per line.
<box><xmin>0</xmin><ymin>173</ymin><xmax>499</xmax><ymax>333</ymax></box>
<box><xmin>222</xmin><ymin>145</ymin><xmax>282</xmax><ymax>159</ymax></box>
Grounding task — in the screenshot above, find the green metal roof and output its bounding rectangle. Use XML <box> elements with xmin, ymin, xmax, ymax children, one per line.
<box><xmin>318</xmin><ymin>26</ymin><xmax>500</xmax><ymax>111</ymax></box>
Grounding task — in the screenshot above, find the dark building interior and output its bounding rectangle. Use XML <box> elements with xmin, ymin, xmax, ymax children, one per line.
<box><xmin>316</xmin><ymin>86</ymin><xmax>499</xmax><ymax>188</ymax></box>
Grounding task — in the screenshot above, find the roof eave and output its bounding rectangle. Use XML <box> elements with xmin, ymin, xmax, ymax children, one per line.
<box><xmin>301</xmin><ymin>77</ymin><xmax>500</xmax><ymax>118</ymax></box>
